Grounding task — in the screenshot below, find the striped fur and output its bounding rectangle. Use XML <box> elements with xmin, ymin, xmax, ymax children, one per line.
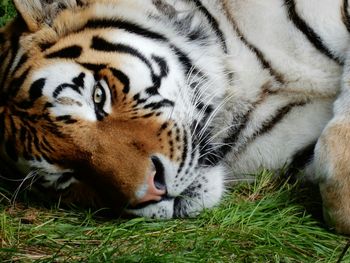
<box><xmin>1</xmin><ymin>0</ymin><xmax>350</xmax><ymax>232</ymax></box>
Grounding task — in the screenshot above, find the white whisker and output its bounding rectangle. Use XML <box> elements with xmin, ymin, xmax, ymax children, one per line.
<box><xmin>11</xmin><ymin>169</ymin><xmax>40</xmax><ymax>205</ymax></box>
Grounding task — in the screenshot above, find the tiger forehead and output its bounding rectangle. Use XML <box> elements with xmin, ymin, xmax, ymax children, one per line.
<box><xmin>25</xmin><ymin>30</ymin><xmax>157</xmax><ymax>82</ymax></box>
<box><xmin>22</xmin><ymin>2</ymin><xmax>158</xmax><ymax>55</ymax></box>
<box><xmin>24</xmin><ymin>30</ymin><xmax>122</xmax><ymax>63</ymax></box>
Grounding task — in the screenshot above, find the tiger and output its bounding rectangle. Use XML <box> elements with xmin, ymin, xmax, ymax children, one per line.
<box><xmin>1</xmin><ymin>0</ymin><xmax>350</xmax><ymax>233</ymax></box>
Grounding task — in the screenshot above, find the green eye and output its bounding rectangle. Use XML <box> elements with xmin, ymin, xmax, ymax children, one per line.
<box><xmin>93</xmin><ymin>83</ymin><xmax>106</xmax><ymax>106</ymax></box>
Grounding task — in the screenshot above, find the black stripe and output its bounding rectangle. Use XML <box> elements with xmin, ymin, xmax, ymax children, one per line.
<box><xmin>29</xmin><ymin>78</ymin><xmax>46</xmax><ymax>101</ymax></box>
<box><xmin>8</xmin><ymin>68</ymin><xmax>30</xmax><ymax>98</ymax></box>
<box><xmin>143</xmin><ymin>99</ymin><xmax>174</xmax><ymax>110</ymax></box>
<box><xmin>21</xmin><ymin>125</ymin><xmax>40</xmax><ymax>162</ymax></box>
<box><xmin>85</xmin><ymin>19</ymin><xmax>167</xmax><ymax>41</ymax></box>
<box><xmin>79</xmin><ymin>63</ymin><xmax>107</xmax><ymax>77</ymax></box>
<box><xmin>53</xmin><ymin>83</ymin><xmax>82</xmax><ymax>98</ymax></box>
<box><xmin>152</xmin><ymin>55</ymin><xmax>169</xmax><ymax>78</ymax></box>
<box><xmin>286</xmin><ymin>141</ymin><xmax>316</xmax><ymax>176</ymax></box>
<box><xmin>38</xmin><ymin>139</ymin><xmax>52</xmax><ymax>156</ymax></box>
<box><xmin>342</xmin><ymin>0</ymin><xmax>350</xmax><ymax>33</ymax></box>
<box><xmin>20</xmin><ymin>127</ymin><xmax>33</xmax><ymax>161</ymax></box>
<box><xmin>17</xmin><ymin>77</ymin><xmax>46</xmax><ymax>109</ymax></box>
<box><xmin>255</xmin><ymin>102</ymin><xmax>306</xmax><ymax>136</ymax></box>
<box><xmin>72</xmin><ymin>73</ymin><xmax>85</xmax><ymax>88</ymax></box>
<box><xmin>170</xmin><ymin>45</ymin><xmax>199</xmax><ymax>77</ymax></box>
<box><xmin>39</xmin><ymin>142</ymin><xmax>52</xmax><ymax>157</ymax></box>
<box><xmin>215</xmin><ymin>101</ymin><xmax>307</xmax><ymax>162</ymax></box>
<box><xmin>88</xmin><ymin>24</ymin><xmax>200</xmax><ymax>88</ymax></box>
<box><xmin>190</xmin><ymin>0</ymin><xmax>228</xmax><ymax>53</ymax></box>
<box><xmin>19</xmin><ymin>121</ymin><xmax>31</xmax><ymax>160</ymax></box>
<box><xmin>32</xmin><ymin>131</ymin><xmax>41</xmax><ymax>161</ymax></box>
<box><xmin>46</xmin><ymin>45</ymin><xmax>82</xmax><ymax>59</ymax></box>
<box><xmin>91</xmin><ymin>37</ymin><xmax>154</xmax><ymax>72</ymax></box>
<box><xmin>11</xmin><ymin>54</ymin><xmax>28</xmax><ymax>76</ymax></box>
<box><xmin>0</xmin><ymin>35</ymin><xmax>19</xmax><ymax>90</ymax></box>
<box><xmin>188</xmin><ymin>134</ymin><xmax>197</xmax><ymax>171</ymax></box>
<box><xmin>42</xmin><ymin>137</ymin><xmax>55</xmax><ymax>152</ymax></box>
<box><xmin>110</xmin><ymin>68</ymin><xmax>130</xmax><ymax>94</ymax></box>
<box><xmin>145</xmin><ymin>86</ymin><xmax>160</xmax><ymax>95</ymax></box>
<box><xmin>194</xmin><ymin>120</ymin><xmax>215</xmax><ymax>166</ymax></box>
<box><xmin>25</xmin><ymin>123</ymin><xmax>35</xmax><ymax>159</ymax></box>
<box><xmin>84</xmin><ymin>18</ymin><xmax>202</xmax><ymax>77</ymax></box>
<box><xmin>221</xmin><ymin>4</ymin><xmax>284</xmax><ymax>83</ymax></box>
<box><xmin>150</xmin><ymin>56</ymin><xmax>169</xmax><ymax>90</ymax></box>
<box><xmin>215</xmin><ymin>86</ymin><xmax>274</xmax><ymax>159</ymax></box>
<box><xmin>193</xmin><ymin>102</ymin><xmax>219</xmax><ymax>166</ymax></box>
<box><xmin>39</xmin><ymin>42</ymin><xmax>55</xmax><ymax>51</ymax></box>
<box><xmin>141</xmin><ymin>113</ymin><xmax>154</xmax><ymax>119</ymax></box>
<box><xmin>56</xmin><ymin>115</ymin><xmax>77</xmax><ymax>124</ymax></box>
<box><xmin>91</xmin><ymin>36</ymin><xmax>196</xmax><ymax>86</ymax></box>
<box><xmin>236</xmin><ymin>102</ymin><xmax>308</xmax><ymax>158</ymax></box>
<box><xmin>284</xmin><ymin>0</ymin><xmax>342</xmax><ymax>64</ymax></box>
<box><xmin>6</xmin><ymin>117</ymin><xmax>18</xmax><ymax>162</ymax></box>
<box><xmin>188</xmin><ymin>26</ymin><xmax>208</xmax><ymax>42</ymax></box>
<box><xmin>10</xmin><ymin>109</ymin><xmax>35</xmax><ymax>122</ymax></box>
<box><xmin>232</xmin><ymin>24</ymin><xmax>284</xmax><ymax>83</ymax></box>
<box><xmin>91</xmin><ymin>36</ymin><xmax>159</xmax><ymax>88</ymax></box>
<box><xmin>177</xmin><ymin>127</ymin><xmax>189</xmax><ymax>176</ymax></box>
<box><xmin>196</xmin><ymin>102</ymin><xmax>213</xmax><ymax>116</ymax></box>
<box><xmin>217</xmin><ymin>112</ymin><xmax>251</xmax><ymax>159</ymax></box>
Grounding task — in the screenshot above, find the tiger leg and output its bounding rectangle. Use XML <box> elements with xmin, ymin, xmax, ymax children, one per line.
<box><xmin>314</xmin><ymin>61</ymin><xmax>350</xmax><ymax>234</ymax></box>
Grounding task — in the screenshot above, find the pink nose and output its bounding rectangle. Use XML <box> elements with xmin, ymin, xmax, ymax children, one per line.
<box><xmin>137</xmin><ymin>157</ymin><xmax>167</xmax><ymax>204</ymax></box>
<box><xmin>138</xmin><ymin>174</ymin><xmax>166</xmax><ymax>203</ymax></box>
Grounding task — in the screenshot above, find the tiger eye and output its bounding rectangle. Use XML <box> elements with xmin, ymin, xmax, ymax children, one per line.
<box><xmin>93</xmin><ymin>85</ymin><xmax>104</xmax><ymax>104</ymax></box>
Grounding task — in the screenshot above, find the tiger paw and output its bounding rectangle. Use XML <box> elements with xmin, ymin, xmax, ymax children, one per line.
<box><xmin>314</xmin><ymin>120</ymin><xmax>350</xmax><ymax>234</ymax></box>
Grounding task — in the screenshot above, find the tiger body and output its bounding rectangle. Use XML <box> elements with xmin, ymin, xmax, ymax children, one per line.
<box><xmin>1</xmin><ymin>0</ymin><xmax>350</xmax><ymax>232</ymax></box>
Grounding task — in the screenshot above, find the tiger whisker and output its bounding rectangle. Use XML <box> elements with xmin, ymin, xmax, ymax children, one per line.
<box><xmin>194</xmin><ymin>92</ymin><xmax>236</xmax><ymax>145</ymax></box>
<box><xmin>191</xmin><ymin>122</ymin><xmax>239</xmax><ymax>160</ymax></box>
<box><xmin>11</xmin><ymin>169</ymin><xmax>40</xmax><ymax>206</ymax></box>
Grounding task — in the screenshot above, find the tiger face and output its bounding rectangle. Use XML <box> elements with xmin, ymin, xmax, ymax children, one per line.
<box><xmin>0</xmin><ymin>0</ymin><xmax>227</xmax><ymax>218</ymax></box>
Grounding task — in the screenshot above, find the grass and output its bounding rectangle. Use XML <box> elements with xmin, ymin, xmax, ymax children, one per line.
<box><xmin>0</xmin><ymin>0</ymin><xmax>16</xmax><ymax>27</ymax></box>
<box><xmin>1</xmin><ymin>171</ymin><xmax>350</xmax><ymax>262</ymax></box>
<box><xmin>1</xmin><ymin>1</ymin><xmax>350</xmax><ymax>262</ymax></box>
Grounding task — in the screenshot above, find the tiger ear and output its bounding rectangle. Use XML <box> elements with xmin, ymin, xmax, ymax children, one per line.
<box><xmin>13</xmin><ymin>0</ymin><xmax>89</xmax><ymax>32</ymax></box>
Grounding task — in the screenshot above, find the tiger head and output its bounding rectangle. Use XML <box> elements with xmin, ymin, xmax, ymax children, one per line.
<box><xmin>0</xmin><ymin>0</ymin><xmax>228</xmax><ymax>218</ymax></box>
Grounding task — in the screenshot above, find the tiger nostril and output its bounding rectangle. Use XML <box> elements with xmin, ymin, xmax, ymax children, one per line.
<box><xmin>151</xmin><ymin>156</ymin><xmax>166</xmax><ymax>191</ymax></box>
<box><xmin>130</xmin><ymin>156</ymin><xmax>167</xmax><ymax>206</ymax></box>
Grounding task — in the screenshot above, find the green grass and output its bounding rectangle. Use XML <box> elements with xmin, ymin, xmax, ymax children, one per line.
<box><xmin>0</xmin><ymin>0</ymin><xmax>16</xmax><ymax>27</ymax></box>
<box><xmin>1</xmin><ymin>171</ymin><xmax>350</xmax><ymax>262</ymax></box>
<box><xmin>1</xmin><ymin>2</ymin><xmax>350</xmax><ymax>262</ymax></box>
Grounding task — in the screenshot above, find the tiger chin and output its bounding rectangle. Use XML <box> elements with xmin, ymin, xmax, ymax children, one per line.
<box><xmin>1</xmin><ymin>0</ymin><xmax>350</xmax><ymax>234</ymax></box>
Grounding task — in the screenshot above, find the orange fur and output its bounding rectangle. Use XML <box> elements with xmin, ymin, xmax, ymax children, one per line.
<box><xmin>317</xmin><ymin>124</ymin><xmax>350</xmax><ymax>233</ymax></box>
